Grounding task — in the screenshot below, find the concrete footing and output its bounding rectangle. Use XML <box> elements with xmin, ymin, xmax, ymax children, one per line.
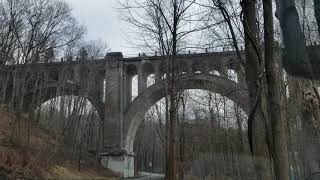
<box><xmin>101</xmin><ymin>153</ymin><xmax>135</xmax><ymax>178</ymax></box>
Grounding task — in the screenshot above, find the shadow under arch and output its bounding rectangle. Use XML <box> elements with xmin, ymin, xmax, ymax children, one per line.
<box><xmin>124</xmin><ymin>73</ymin><xmax>249</xmax><ymax>153</ymax></box>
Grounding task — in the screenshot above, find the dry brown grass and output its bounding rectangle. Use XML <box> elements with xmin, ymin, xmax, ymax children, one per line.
<box><xmin>48</xmin><ymin>163</ymin><xmax>117</xmax><ymax>180</ymax></box>
<box><xmin>0</xmin><ymin>111</ymin><xmax>118</xmax><ymax>180</ymax></box>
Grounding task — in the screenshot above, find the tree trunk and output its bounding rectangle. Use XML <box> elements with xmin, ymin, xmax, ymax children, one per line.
<box><xmin>263</xmin><ymin>0</ymin><xmax>290</xmax><ymax>179</ymax></box>
<box><xmin>241</xmin><ymin>0</ymin><xmax>273</xmax><ymax>179</ymax></box>
<box><xmin>168</xmin><ymin>2</ymin><xmax>179</xmax><ymax>179</ymax></box>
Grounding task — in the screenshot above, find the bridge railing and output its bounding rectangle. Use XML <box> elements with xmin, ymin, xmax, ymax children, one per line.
<box><xmin>123</xmin><ymin>46</ymin><xmax>245</xmax><ymax>58</ymax></box>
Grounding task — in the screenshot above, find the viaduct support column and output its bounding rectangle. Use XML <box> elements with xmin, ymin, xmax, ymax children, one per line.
<box><xmin>102</xmin><ymin>60</ymin><xmax>134</xmax><ymax>178</ymax></box>
<box><xmin>104</xmin><ymin>61</ymin><xmax>121</xmax><ymax>150</ymax></box>
<box><xmin>236</xmin><ymin>64</ymin><xmax>246</xmax><ymax>85</ymax></box>
<box><xmin>219</xmin><ymin>63</ymin><xmax>228</xmax><ymax>78</ymax></box>
<box><xmin>138</xmin><ymin>64</ymin><xmax>147</xmax><ymax>94</ymax></box>
<box><xmin>187</xmin><ymin>62</ymin><xmax>193</xmax><ymax>74</ymax></box>
<box><xmin>87</xmin><ymin>72</ymin><xmax>106</xmax><ymax>121</ymax></box>
<box><xmin>124</xmin><ymin>73</ymin><xmax>132</xmax><ymax>111</ymax></box>
<box><xmin>154</xmin><ymin>62</ymin><xmax>162</xmax><ymax>84</ymax></box>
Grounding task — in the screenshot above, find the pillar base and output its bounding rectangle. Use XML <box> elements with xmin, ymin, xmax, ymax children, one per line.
<box><xmin>100</xmin><ymin>151</ymin><xmax>135</xmax><ymax>178</ymax></box>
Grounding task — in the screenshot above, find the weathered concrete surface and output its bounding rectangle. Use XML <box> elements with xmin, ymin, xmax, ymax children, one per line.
<box><xmin>124</xmin><ymin>73</ymin><xmax>249</xmax><ymax>154</ymax></box>
<box><xmin>101</xmin><ymin>154</ymin><xmax>135</xmax><ymax>178</ymax></box>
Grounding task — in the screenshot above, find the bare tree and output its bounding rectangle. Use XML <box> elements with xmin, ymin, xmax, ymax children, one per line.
<box><xmin>241</xmin><ymin>0</ymin><xmax>273</xmax><ymax>179</ymax></box>
<box><xmin>0</xmin><ymin>0</ymin><xmax>85</xmax><ymax>64</ymax></box>
<box><xmin>120</xmin><ymin>0</ymin><xmax>204</xmax><ymax>179</ymax></box>
<box><xmin>81</xmin><ymin>39</ymin><xmax>111</xmax><ymax>59</ymax></box>
<box><xmin>263</xmin><ymin>0</ymin><xmax>290</xmax><ymax>179</ymax></box>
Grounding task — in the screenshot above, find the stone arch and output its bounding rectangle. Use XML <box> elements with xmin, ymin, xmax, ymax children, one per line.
<box><xmin>23</xmin><ymin>82</ymin><xmax>104</xmax><ymax>121</ymax></box>
<box><xmin>124</xmin><ymin>73</ymin><xmax>249</xmax><ymax>153</ymax></box>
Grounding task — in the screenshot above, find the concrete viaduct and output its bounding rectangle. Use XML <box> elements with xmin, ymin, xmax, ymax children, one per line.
<box><xmin>2</xmin><ymin>46</ymin><xmax>318</xmax><ymax>177</ymax></box>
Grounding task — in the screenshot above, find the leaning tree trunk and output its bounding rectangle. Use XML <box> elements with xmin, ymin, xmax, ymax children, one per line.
<box><xmin>263</xmin><ymin>0</ymin><xmax>290</xmax><ymax>179</ymax></box>
<box><xmin>241</xmin><ymin>0</ymin><xmax>273</xmax><ymax>179</ymax></box>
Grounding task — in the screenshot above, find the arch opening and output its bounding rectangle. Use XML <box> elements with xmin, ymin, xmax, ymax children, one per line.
<box><xmin>132</xmin><ymin>75</ymin><xmax>138</xmax><ymax>101</ymax></box>
<box><xmin>22</xmin><ymin>80</ymin><xmax>104</xmax><ymax>122</ymax></box>
<box><xmin>124</xmin><ymin>74</ymin><xmax>249</xmax><ymax>154</ymax></box>
<box><xmin>209</xmin><ymin>70</ymin><xmax>220</xmax><ymax>76</ymax></box>
<box><xmin>125</xmin><ymin>64</ymin><xmax>138</xmax><ymax>102</ymax></box>
<box><xmin>147</xmin><ymin>74</ymin><xmax>155</xmax><ymax>87</ymax></box>
<box><xmin>227</xmin><ymin>69</ymin><xmax>238</xmax><ymax>83</ymax></box>
<box><xmin>132</xmin><ymin>87</ymin><xmax>250</xmax><ymax>175</ymax></box>
<box><xmin>38</xmin><ymin>95</ymin><xmax>102</xmax><ymax>151</ymax></box>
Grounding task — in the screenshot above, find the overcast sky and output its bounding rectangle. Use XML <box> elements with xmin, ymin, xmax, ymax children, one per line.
<box><xmin>65</xmin><ymin>0</ymin><xmax>135</xmax><ymax>55</ymax></box>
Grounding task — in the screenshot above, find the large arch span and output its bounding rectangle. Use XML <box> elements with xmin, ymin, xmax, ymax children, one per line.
<box><xmin>124</xmin><ymin>73</ymin><xmax>249</xmax><ymax>153</ymax></box>
<box><xmin>23</xmin><ymin>82</ymin><xmax>105</xmax><ymax>121</ymax></box>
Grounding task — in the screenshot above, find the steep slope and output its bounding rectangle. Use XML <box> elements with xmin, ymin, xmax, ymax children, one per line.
<box><xmin>0</xmin><ymin>111</ymin><xmax>117</xmax><ymax>179</ymax></box>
